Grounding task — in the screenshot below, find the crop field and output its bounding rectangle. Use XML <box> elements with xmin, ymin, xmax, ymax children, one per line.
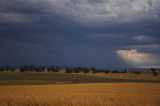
<box><xmin>0</xmin><ymin>83</ymin><xmax>160</xmax><ymax>106</ymax></box>
<box><xmin>0</xmin><ymin>72</ymin><xmax>160</xmax><ymax>106</ymax></box>
<box><xmin>0</xmin><ymin>72</ymin><xmax>160</xmax><ymax>85</ymax></box>
<box><xmin>78</xmin><ymin>72</ymin><xmax>160</xmax><ymax>81</ymax></box>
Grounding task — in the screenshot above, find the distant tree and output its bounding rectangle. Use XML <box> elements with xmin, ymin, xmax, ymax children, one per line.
<box><xmin>91</xmin><ymin>68</ymin><xmax>98</xmax><ymax>73</ymax></box>
<box><xmin>10</xmin><ymin>68</ymin><xmax>15</xmax><ymax>72</ymax></box>
<box><xmin>0</xmin><ymin>68</ymin><xmax>5</xmax><ymax>72</ymax></box>
<box><xmin>47</xmin><ymin>67</ymin><xmax>58</xmax><ymax>72</ymax></box>
<box><xmin>20</xmin><ymin>67</ymin><xmax>25</xmax><ymax>72</ymax></box>
<box><xmin>65</xmin><ymin>68</ymin><xmax>72</xmax><ymax>73</ymax></box>
<box><xmin>54</xmin><ymin>68</ymin><xmax>59</xmax><ymax>72</ymax></box>
<box><xmin>47</xmin><ymin>68</ymin><xmax>52</xmax><ymax>72</ymax></box>
<box><xmin>47</xmin><ymin>65</ymin><xmax>59</xmax><ymax>72</ymax></box>
<box><xmin>20</xmin><ymin>65</ymin><xmax>36</xmax><ymax>72</ymax></box>
<box><xmin>23</xmin><ymin>65</ymin><xmax>28</xmax><ymax>72</ymax></box>
<box><xmin>91</xmin><ymin>68</ymin><xmax>96</xmax><ymax>71</ymax></box>
<box><xmin>6</xmin><ymin>67</ymin><xmax>10</xmax><ymax>71</ymax></box>
<box><xmin>55</xmin><ymin>66</ymin><xmax>59</xmax><ymax>69</ymax></box>
<box><xmin>92</xmin><ymin>70</ymin><xmax>98</xmax><ymax>73</ymax></box>
<box><xmin>98</xmin><ymin>70</ymin><xmax>105</xmax><ymax>73</ymax></box>
<box><xmin>121</xmin><ymin>70</ymin><xmax>127</xmax><ymax>73</ymax></box>
<box><xmin>29</xmin><ymin>64</ymin><xmax>35</xmax><ymax>72</ymax></box>
<box><xmin>111</xmin><ymin>70</ymin><xmax>119</xmax><ymax>73</ymax></box>
<box><xmin>35</xmin><ymin>67</ymin><xmax>45</xmax><ymax>72</ymax></box>
<box><xmin>104</xmin><ymin>70</ymin><xmax>110</xmax><ymax>73</ymax></box>
<box><xmin>150</xmin><ymin>68</ymin><xmax>158</xmax><ymax>76</ymax></box>
<box><xmin>41</xmin><ymin>67</ymin><xmax>45</xmax><ymax>72</ymax></box>
<box><xmin>35</xmin><ymin>68</ymin><xmax>40</xmax><ymax>72</ymax></box>
<box><xmin>73</xmin><ymin>68</ymin><xmax>80</xmax><ymax>73</ymax></box>
<box><xmin>83</xmin><ymin>68</ymin><xmax>90</xmax><ymax>73</ymax></box>
<box><xmin>133</xmin><ymin>71</ymin><xmax>141</xmax><ymax>74</ymax></box>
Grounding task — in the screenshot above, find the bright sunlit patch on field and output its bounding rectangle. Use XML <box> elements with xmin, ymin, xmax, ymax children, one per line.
<box><xmin>117</xmin><ymin>49</ymin><xmax>159</xmax><ymax>68</ymax></box>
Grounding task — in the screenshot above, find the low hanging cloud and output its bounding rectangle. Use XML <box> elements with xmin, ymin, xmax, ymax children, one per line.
<box><xmin>0</xmin><ymin>12</ymin><xmax>31</xmax><ymax>24</ymax></box>
<box><xmin>0</xmin><ymin>0</ymin><xmax>160</xmax><ymax>26</ymax></box>
<box><xmin>117</xmin><ymin>49</ymin><xmax>160</xmax><ymax>68</ymax></box>
<box><xmin>128</xmin><ymin>44</ymin><xmax>160</xmax><ymax>49</ymax></box>
<box><xmin>132</xmin><ymin>35</ymin><xmax>154</xmax><ymax>42</ymax></box>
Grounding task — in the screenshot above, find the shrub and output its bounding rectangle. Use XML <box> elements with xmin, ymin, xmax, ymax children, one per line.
<box><xmin>104</xmin><ymin>70</ymin><xmax>110</xmax><ymax>73</ymax></box>
<box><xmin>0</xmin><ymin>68</ymin><xmax>5</xmax><ymax>71</ymax></box>
<box><xmin>35</xmin><ymin>67</ymin><xmax>45</xmax><ymax>72</ymax></box>
<box><xmin>47</xmin><ymin>66</ymin><xmax>59</xmax><ymax>72</ymax></box>
<box><xmin>98</xmin><ymin>70</ymin><xmax>105</xmax><ymax>73</ymax></box>
<box><xmin>91</xmin><ymin>68</ymin><xmax>98</xmax><ymax>73</ymax></box>
<box><xmin>91</xmin><ymin>70</ymin><xmax>98</xmax><ymax>73</ymax></box>
<box><xmin>150</xmin><ymin>68</ymin><xmax>158</xmax><ymax>76</ymax></box>
<box><xmin>65</xmin><ymin>68</ymin><xmax>72</xmax><ymax>73</ymax></box>
<box><xmin>111</xmin><ymin>70</ymin><xmax>119</xmax><ymax>73</ymax></box>
<box><xmin>83</xmin><ymin>68</ymin><xmax>90</xmax><ymax>73</ymax></box>
<box><xmin>73</xmin><ymin>68</ymin><xmax>80</xmax><ymax>73</ymax></box>
<box><xmin>10</xmin><ymin>68</ymin><xmax>15</xmax><ymax>72</ymax></box>
<box><xmin>20</xmin><ymin>68</ymin><xmax>25</xmax><ymax>72</ymax></box>
<box><xmin>133</xmin><ymin>71</ymin><xmax>141</xmax><ymax>74</ymax></box>
<box><xmin>121</xmin><ymin>70</ymin><xmax>127</xmax><ymax>73</ymax></box>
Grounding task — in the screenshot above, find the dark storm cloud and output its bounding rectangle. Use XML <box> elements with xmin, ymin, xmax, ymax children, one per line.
<box><xmin>1</xmin><ymin>0</ymin><xmax>160</xmax><ymax>25</ymax></box>
<box><xmin>0</xmin><ymin>0</ymin><xmax>160</xmax><ymax>68</ymax></box>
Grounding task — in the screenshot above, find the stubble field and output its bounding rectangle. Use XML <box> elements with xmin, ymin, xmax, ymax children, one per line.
<box><xmin>0</xmin><ymin>83</ymin><xmax>160</xmax><ymax>106</ymax></box>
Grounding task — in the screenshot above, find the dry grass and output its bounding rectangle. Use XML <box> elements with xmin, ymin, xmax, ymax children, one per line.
<box><xmin>78</xmin><ymin>72</ymin><xmax>160</xmax><ymax>80</ymax></box>
<box><xmin>0</xmin><ymin>83</ymin><xmax>160</xmax><ymax>106</ymax></box>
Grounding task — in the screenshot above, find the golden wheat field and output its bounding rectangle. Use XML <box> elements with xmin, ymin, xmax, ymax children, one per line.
<box><xmin>0</xmin><ymin>83</ymin><xmax>160</xmax><ymax>106</ymax></box>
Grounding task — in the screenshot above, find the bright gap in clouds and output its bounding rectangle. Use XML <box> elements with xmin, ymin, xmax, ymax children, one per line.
<box><xmin>117</xmin><ymin>49</ymin><xmax>160</xmax><ymax>68</ymax></box>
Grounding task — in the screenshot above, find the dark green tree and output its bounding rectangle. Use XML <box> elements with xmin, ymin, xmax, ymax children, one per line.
<box><xmin>65</xmin><ymin>68</ymin><xmax>72</xmax><ymax>73</ymax></box>
<box><xmin>150</xmin><ymin>68</ymin><xmax>158</xmax><ymax>76</ymax></box>
<box><xmin>111</xmin><ymin>70</ymin><xmax>119</xmax><ymax>73</ymax></box>
<box><xmin>121</xmin><ymin>70</ymin><xmax>127</xmax><ymax>73</ymax></box>
<box><xmin>104</xmin><ymin>70</ymin><xmax>110</xmax><ymax>73</ymax></box>
<box><xmin>73</xmin><ymin>68</ymin><xmax>80</xmax><ymax>73</ymax></box>
<box><xmin>83</xmin><ymin>68</ymin><xmax>90</xmax><ymax>73</ymax></box>
<box><xmin>91</xmin><ymin>68</ymin><xmax>98</xmax><ymax>73</ymax></box>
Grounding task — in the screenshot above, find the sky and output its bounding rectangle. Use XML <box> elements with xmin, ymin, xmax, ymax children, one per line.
<box><xmin>0</xmin><ymin>0</ymin><xmax>160</xmax><ymax>69</ymax></box>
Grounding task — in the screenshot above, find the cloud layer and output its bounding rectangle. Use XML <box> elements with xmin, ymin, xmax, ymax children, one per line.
<box><xmin>0</xmin><ymin>0</ymin><xmax>160</xmax><ymax>25</ymax></box>
<box><xmin>0</xmin><ymin>0</ymin><xmax>159</xmax><ymax>68</ymax></box>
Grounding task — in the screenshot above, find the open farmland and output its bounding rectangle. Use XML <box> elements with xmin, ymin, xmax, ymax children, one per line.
<box><xmin>0</xmin><ymin>72</ymin><xmax>160</xmax><ymax>85</ymax></box>
<box><xmin>0</xmin><ymin>83</ymin><xmax>160</xmax><ymax>106</ymax></box>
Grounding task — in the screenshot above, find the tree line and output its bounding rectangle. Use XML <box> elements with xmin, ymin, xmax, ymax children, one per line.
<box><xmin>0</xmin><ymin>65</ymin><xmax>159</xmax><ymax>76</ymax></box>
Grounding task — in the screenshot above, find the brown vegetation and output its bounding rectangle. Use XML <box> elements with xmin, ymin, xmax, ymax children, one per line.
<box><xmin>0</xmin><ymin>83</ymin><xmax>160</xmax><ymax>106</ymax></box>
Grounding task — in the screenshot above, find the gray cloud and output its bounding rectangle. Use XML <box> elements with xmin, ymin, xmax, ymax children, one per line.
<box><xmin>132</xmin><ymin>35</ymin><xmax>154</xmax><ymax>42</ymax></box>
<box><xmin>0</xmin><ymin>0</ymin><xmax>160</xmax><ymax>68</ymax></box>
<box><xmin>0</xmin><ymin>0</ymin><xmax>160</xmax><ymax>26</ymax></box>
